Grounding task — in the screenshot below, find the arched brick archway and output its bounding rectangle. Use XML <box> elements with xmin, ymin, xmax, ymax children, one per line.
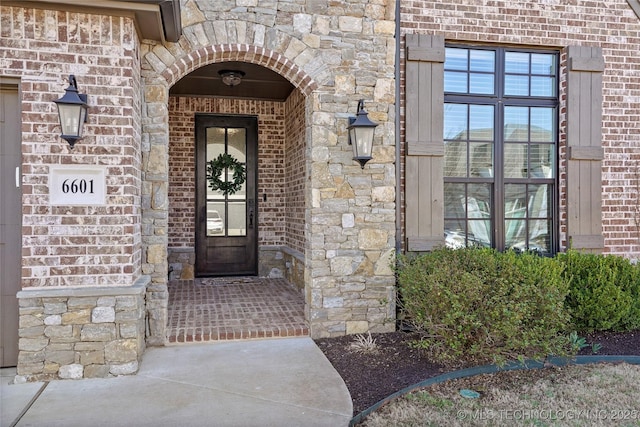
<box><xmin>140</xmin><ymin>43</ymin><xmax>318</xmax><ymax>345</ymax></box>
<box><xmin>160</xmin><ymin>44</ymin><xmax>318</xmax><ymax>96</ymax></box>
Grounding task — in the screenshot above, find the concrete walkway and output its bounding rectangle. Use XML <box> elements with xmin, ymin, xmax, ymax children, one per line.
<box><xmin>1</xmin><ymin>338</ymin><xmax>353</xmax><ymax>427</ymax></box>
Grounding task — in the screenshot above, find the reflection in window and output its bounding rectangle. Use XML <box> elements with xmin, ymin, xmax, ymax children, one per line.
<box><xmin>444</xmin><ymin>47</ymin><xmax>495</xmax><ymax>95</ymax></box>
<box><xmin>444</xmin><ymin>104</ymin><xmax>495</xmax><ymax>178</ymax></box>
<box><xmin>443</xmin><ymin>46</ymin><xmax>558</xmax><ymax>254</ymax></box>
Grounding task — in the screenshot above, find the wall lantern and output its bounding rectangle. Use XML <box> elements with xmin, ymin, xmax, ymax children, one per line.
<box><xmin>347</xmin><ymin>100</ymin><xmax>378</xmax><ymax>169</ymax></box>
<box><xmin>53</xmin><ymin>75</ymin><xmax>88</xmax><ymax>148</ymax></box>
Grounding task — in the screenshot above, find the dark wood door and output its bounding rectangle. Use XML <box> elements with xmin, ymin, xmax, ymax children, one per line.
<box><xmin>195</xmin><ymin>114</ymin><xmax>258</xmax><ymax>276</ymax></box>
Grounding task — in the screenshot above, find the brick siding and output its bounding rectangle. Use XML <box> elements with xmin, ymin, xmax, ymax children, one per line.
<box><xmin>400</xmin><ymin>0</ymin><xmax>640</xmax><ymax>258</ymax></box>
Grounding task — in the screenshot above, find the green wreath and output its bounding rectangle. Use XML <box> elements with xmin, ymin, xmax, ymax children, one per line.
<box><xmin>206</xmin><ymin>153</ymin><xmax>246</xmax><ymax>196</ymax></box>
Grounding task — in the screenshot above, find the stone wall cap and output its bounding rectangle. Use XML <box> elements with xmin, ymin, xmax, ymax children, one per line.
<box><xmin>17</xmin><ymin>276</ymin><xmax>150</xmax><ymax>299</ymax></box>
<box><xmin>261</xmin><ymin>245</ymin><xmax>304</xmax><ymax>261</ymax></box>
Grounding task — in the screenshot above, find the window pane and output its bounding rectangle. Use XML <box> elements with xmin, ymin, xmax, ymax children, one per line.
<box><xmin>530</xmin><ymin>107</ymin><xmax>554</xmax><ymax>141</ymax></box>
<box><xmin>505</xmin><ymin>219</ymin><xmax>526</xmax><ymax>249</ymax></box>
<box><xmin>444</xmin><ymin>141</ymin><xmax>467</xmax><ymax>177</ymax></box>
<box><xmin>445</xmin><ymin>219</ymin><xmax>466</xmax><ymax>249</ymax></box>
<box><xmin>444</xmin><ymin>71</ymin><xmax>468</xmax><ymax>93</ymax></box>
<box><xmin>505</xmin><ymin>52</ymin><xmax>529</xmax><ymax>74</ymax></box>
<box><xmin>469</xmin><ymin>105</ymin><xmax>494</xmax><ymax>141</ymax></box>
<box><xmin>444</xmin><ymin>183</ymin><xmax>465</xmax><ymax>217</ymax></box>
<box><xmin>531</xmin><ymin>53</ymin><xmax>555</xmax><ymax>75</ymax></box>
<box><xmin>444</xmin><ymin>103</ymin><xmax>469</xmax><ymax>179</ymax></box>
<box><xmin>467</xmin><ymin>183</ymin><xmax>492</xmax><ymax>246</ymax></box>
<box><xmin>504</xmin><ymin>106</ymin><xmax>529</xmax><ymax>141</ymax></box>
<box><xmin>531</xmin><ymin>76</ymin><xmax>554</xmax><ymax>97</ymax></box>
<box><xmin>529</xmin><ymin>184</ymin><xmax>551</xmax><ymax>252</ymax></box>
<box><xmin>505</xmin><ymin>75</ymin><xmax>529</xmax><ymax>96</ymax></box>
<box><xmin>470</xmin><ymin>73</ymin><xmax>494</xmax><ymax>94</ymax></box>
<box><xmin>445</xmin><ymin>48</ymin><xmax>468</xmax><ymax>70</ymax></box>
<box><xmin>529</xmin><ymin>219</ymin><xmax>551</xmax><ymax>252</ymax></box>
<box><xmin>505</xmin><ymin>184</ymin><xmax>527</xmax><ymax>249</ymax></box>
<box><xmin>504</xmin><ymin>143</ymin><xmax>527</xmax><ymax>178</ymax></box>
<box><xmin>529</xmin><ymin>145</ymin><xmax>554</xmax><ymax>178</ymax></box>
<box><xmin>470</xmin><ymin>142</ymin><xmax>493</xmax><ymax>177</ymax></box>
<box><xmin>444</xmin><ymin>103</ymin><xmax>468</xmax><ymax>140</ymax></box>
<box><xmin>470</xmin><ymin>49</ymin><xmax>495</xmax><ymax>72</ymax></box>
<box><xmin>528</xmin><ymin>184</ymin><xmax>550</xmax><ymax>218</ymax></box>
<box><xmin>505</xmin><ymin>184</ymin><xmax>527</xmax><ymax>219</ymax></box>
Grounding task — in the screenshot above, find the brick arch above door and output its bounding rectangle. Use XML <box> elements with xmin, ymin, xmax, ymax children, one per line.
<box><xmin>149</xmin><ymin>44</ymin><xmax>319</xmax><ymax>96</ymax></box>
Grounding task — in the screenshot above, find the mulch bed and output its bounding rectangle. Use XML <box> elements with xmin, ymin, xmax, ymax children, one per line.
<box><xmin>315</xmin><ymin>330</ymin><xmax>640</xmax><ymax>415</ymax></box>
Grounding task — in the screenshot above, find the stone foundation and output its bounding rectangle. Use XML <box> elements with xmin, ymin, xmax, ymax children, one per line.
<box><xmin>15</xmin><ymin>277</ymin><xmax>148</xmax><ymax>383</ymax></box>
<box><xmin>258</xmin><ymin>246</ymin><xmax>305</xmax><ymax>291</ymax></box>
<box><xmin>168</xmin><ymin>246</ymin><xmax>305</xmax><ymax>291</ymax></box>
<box><xmin>168</xmin><ymin>248</ymin><xmax>195</xmax><ymax>280</ymax></box>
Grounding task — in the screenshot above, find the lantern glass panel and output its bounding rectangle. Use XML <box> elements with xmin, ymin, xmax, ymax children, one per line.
<box><xmin>353</xmin><ymin>127</ymin><xmax>374</xmax><ymax>158</ymax></box>
<box><xmin>58</xmin><ymin>103</ymin><xmax>84</xmax><ymax>136</ymax></box>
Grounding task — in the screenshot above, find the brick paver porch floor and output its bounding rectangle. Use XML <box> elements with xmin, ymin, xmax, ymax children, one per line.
<box><xmin>167</xmin><ymin>277</ymin><xmax>308</xmax><ymax>343</ymax></box>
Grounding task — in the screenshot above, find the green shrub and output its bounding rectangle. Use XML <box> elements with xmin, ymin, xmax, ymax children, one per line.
<box><xmin>558</xmin><ymin>250</ymin><xmax>640</xmax><ymax>332</ymax></box>
<box><xmin>396</xmin><ymin>248</ymin><xmax>571</xmax><ymax>367</ymax></box>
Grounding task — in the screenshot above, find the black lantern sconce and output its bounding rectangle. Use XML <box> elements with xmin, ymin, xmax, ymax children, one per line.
<box><xmin>53</xmin><ymin>75</ymin><xmax>88</xmax><ymax>148</ymax></box>
<box><xmin>347</xmin><ymin>100</ymin><xmax>378</xmax><ymax>169</ymax></box>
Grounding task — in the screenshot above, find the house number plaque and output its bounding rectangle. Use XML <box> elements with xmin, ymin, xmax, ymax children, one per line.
<box><xmin>50</xmin><ymin>166</ymin><xmax>106</xmax><ymax>205</ymax></box>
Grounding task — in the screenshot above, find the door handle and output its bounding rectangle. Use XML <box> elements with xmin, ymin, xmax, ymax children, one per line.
<box><xmin>248</xmin><ymin>199</ymin><xmax>254</xmax><ymax>229</ymax></box>
<box><xmin>15</xmin><ymin>166</ymin><xmax>20</xmax><ymax>188</ymax></box>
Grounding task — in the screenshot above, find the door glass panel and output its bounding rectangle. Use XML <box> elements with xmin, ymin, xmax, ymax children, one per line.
<box><xmin>206</xmin><ymin>126</ymin><xmax>247</xmax><ymax>237</ymax></box>
<box><xmin>227</xmin><ymin>201</ymin><xmax>246</xmax><ymax>236</ymax></box>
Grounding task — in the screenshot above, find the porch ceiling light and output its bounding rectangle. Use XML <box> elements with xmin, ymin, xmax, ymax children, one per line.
<box><xmin>53</xmin><ymin>75</ymin><xmax>88</xmax><ymax>149</ymax></box>
<box><xmin>218</xmin><ymin>70</ymin><xmax>245</xmax><ymax>87</ymax></box>
<box><xmin>347</xmin><ymin>100</ymin><xmax>378</xmax><ymax>169</ymax></box>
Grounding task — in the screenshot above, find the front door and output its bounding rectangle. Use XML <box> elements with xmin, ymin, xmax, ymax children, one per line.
<box><xmin>195</xmin><ymin>114</ymin><xmax>258</xmax><ymax>276</ymax></box>
<box><xmin>1</xmin><ymin>81</ymin><xmax>21</xmax><ymax>367</ymax></box>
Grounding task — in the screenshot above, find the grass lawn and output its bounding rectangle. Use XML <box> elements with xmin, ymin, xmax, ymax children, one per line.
<box><xmin>362</xmin><ymin>363</ymin><xmax>640</xmax><ymax>426</ymax></box>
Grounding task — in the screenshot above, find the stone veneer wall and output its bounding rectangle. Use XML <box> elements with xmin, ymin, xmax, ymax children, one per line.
<box><xmin>399</xmin><ymin>0</ymin><xmax>640</xmax><ymax>258</ymax></box>
<box><xmin>1</xmin><ymin>5</ymin><xmax>147</xmax><ymax>379</ymax></box>
<box><xmin>141</xmin><ymin>0</ymin><xmax>397</xmax><ymax>339</ymax></box>
<box><xmin>15</xmin><ymin>279</ymin><xmax>147</xmax><ymax>382</ymax></box>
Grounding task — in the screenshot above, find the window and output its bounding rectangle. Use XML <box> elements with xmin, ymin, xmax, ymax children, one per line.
<box><xmin>443</xmin><ymin>47</ymin><xmax>558</xmax><ymax>254</ymax></box>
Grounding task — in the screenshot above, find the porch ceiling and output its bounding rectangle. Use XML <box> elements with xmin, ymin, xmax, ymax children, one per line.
<box><xmin>169</xmin><ymin>62</ymin><xmax>295</xmax><ymax>102</ymax></box>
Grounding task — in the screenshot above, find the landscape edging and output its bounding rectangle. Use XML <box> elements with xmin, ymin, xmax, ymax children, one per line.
<box><xmin>349</xmin><ymin>355</ymin><xmax>640</xmax><ymax>426</ymax></box>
